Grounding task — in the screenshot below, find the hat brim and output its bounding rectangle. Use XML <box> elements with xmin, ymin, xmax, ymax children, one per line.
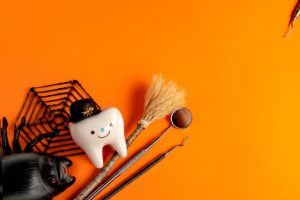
<box><xmin>70</xmin><ymin>109</ymin><xmax>101</xmax><ymax>123</ymax></box>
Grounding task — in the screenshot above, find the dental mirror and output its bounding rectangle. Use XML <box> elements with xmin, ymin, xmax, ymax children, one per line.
<box><xmin>145</xmin><ymin>107</ymin><xmax>192</xmax><ymax>151</ymax></box>
<box><xmin>171</xmin><ymin>107</ymin><xmax>192</xmax><ymax>129</ymax></box>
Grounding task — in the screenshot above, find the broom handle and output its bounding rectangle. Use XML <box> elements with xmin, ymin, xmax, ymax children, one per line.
<box><xmin>74</xmin><ymin>124</ymin><xmax>146</xmax><ymax>200</ymax></box>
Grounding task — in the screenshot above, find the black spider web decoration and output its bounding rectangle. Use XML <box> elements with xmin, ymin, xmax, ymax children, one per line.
<box><xmin>15</xmin><ymin>80</ymin><xmax>100</xmax><ymax>157</ymax></box>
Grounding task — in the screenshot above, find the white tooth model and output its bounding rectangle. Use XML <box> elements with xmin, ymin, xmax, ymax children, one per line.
<box><xmin>69</xmin><ymin>107</ymin><xmax>127</xmax><ymax>168</ymax></box>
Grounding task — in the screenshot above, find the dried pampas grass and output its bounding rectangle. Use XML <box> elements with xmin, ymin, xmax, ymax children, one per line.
<box><xmin>141</xmin><ymin>74</ymin><xmax>186</xmax><ymax>126</ymax></box>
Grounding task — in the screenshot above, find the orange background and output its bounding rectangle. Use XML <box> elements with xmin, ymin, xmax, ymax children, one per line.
<box><xmin>1</xmin><ymin>0</ymin><xmax>300</xmax><ymax>199</ymax></box>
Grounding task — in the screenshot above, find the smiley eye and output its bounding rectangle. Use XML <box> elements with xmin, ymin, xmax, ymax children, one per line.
<box><xmin>91</xmin><ymin>131</ymin><xmax>95</xmax><ymax>134</ymax></box>
<box><xmin>109</xmin><ymin>122</ymin><xmax>113</xmax><ymax>127</ymax></box>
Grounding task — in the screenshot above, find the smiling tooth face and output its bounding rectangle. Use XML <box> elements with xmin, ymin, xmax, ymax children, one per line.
<box><xmin>69</xmin><ymin>107</ymin><xmax>127</xmax><ymax>168</ymax></box>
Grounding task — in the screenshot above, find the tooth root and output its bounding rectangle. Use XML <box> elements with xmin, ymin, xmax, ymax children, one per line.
<box><xmin>110</xmin><ymin>138</ymin><xmax>127</xmax><ymax>157</ymax></box>
<box><xmin>85</xmin><ymin>146</ymin><xmax>104</xmax><ymax>168</ymax></box>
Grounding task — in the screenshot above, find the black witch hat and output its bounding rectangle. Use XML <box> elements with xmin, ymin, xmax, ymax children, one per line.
<box><xmin>70</xmin><ymin>99</ymin><xmax>102</xmax><ymax>123</ymax></box>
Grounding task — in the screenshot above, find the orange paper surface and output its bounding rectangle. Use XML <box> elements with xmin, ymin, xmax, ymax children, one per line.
<box><xmin>1</xmin><ymin>0</ymin><xmax>300</xmax><ymax>199</ymax></box>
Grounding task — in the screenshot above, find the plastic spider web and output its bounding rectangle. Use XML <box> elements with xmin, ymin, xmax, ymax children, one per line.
<box><xmin>14</xmin><ymin>80</ymin><xmax>100</xmax><ymax>157</ymax></box>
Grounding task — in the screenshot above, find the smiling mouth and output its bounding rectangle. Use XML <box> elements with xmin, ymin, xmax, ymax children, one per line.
<box><xmin>97</xmin><ymin>130</ymin><xmax>110</xmax><ymax>139</ymax></box>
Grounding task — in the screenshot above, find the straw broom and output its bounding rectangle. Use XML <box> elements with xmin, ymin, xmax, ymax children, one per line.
<box><xmin>75</xmin><ymin>74</ymin><xmax>186</xmax><ymax>200</ymax></box>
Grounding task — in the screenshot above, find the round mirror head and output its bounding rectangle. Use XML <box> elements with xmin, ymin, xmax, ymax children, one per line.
<box><xmin>171</xmin><ymin>108</ymin><xmax>192</xmax><ymax>129</ymax></box>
